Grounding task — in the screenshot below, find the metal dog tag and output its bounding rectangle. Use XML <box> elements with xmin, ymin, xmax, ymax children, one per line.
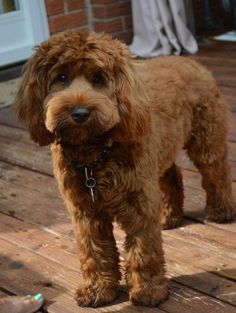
<box><xmin>85</xmin><ymin>167</ymin><xmax>96</xmax><ymax>203</ymax></box>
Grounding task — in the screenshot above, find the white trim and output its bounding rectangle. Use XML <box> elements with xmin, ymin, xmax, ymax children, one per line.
<box><xmin>0</xmin><ymin>10</ymin><xmax>24</xmax><ymax>25</ymax></box>
<box><xmin>0</xmin><ymin>0</ymin><xmax>49</xmax><ymax>67</ymax></box>
<box><xmin>0</xmin><ymin>45</ymin><xmax>34</xmax><ymax>66</ymax></box>
<box><xmin>24</xmin><ymin>0</ymin><xmax>50</xmax><ymax>44</ymax></box>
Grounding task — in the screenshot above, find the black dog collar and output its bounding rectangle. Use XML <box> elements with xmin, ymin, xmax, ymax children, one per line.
<box><xmin>62</xmin><ymin>139</ymin><xmax>113</xmax><ymax>203</ymax></box>
<box><xmin>70</xmin><ymin>140</ymin><xmax>113</xmax><ymax>173</ymax></box>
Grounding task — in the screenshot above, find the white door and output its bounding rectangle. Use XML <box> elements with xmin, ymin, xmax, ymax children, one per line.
<box><xmin>0</xmin><ymin>0</ymin><xmax>49</xmax><ymax>66</ymax></box>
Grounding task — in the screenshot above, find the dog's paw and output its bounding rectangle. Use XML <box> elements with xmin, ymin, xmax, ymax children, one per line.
<box><xmin>75</xmin><ymin>283</ymin><xmax>118</xmax><ymax>307</ymax></box>
<box><xmin>161</xmin><ymin>207</ymin><xmax>183</xmax><ymax>230</ymax></box>
<box><xmin>130</xmin><ymin>283</ymin><xmax>169</xmax><ymax>307</ymax></box>
<box><xmin>205</xmin><ymin>202</ymin><xmax>236</xmax><ymax>223</ymax></box>
<box><xmin>160</xmin><ymin>201</ymin><xmax>183</xmax><ymax>230</ymax></box>
<box><xmin>161</xmin><ymin>215</ymin><xmax>183</xmax><ymax>230</ymax></box>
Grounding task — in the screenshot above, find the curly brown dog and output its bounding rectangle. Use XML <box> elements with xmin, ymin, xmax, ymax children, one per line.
<box><xmin>14</xmin><ymin>31</ymin><xmax>236</xmax><ymax>307</ymax></box>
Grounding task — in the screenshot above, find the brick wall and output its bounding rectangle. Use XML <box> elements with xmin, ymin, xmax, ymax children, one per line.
<box><xmin>45</xmin><ymin>0</ymin><xmax>133</xmax><ymax>44</ymax></box>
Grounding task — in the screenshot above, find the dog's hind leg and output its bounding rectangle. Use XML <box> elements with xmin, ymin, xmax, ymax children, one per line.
<box><xmin>186</xmin><ymin>97</ymin><xmax>236</xmax><ymax>223</ymax></box>
<box><xmin>159</xmin><ymin>163</ymin><xmax>184</xmax><ymax>229</ymax></box>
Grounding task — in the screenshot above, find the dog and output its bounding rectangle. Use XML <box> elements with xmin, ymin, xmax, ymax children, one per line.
<box><xmin>14</xmin><ymin>31</ymin><xmax>236</xmax><ymax>307</ymax></box>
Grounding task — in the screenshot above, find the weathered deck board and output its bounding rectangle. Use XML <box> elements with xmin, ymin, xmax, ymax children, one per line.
<box><xmin>1</xmin><ymin>214</ymin><xmax>236</xmax><ymax>312</ymax></box>
<box><xmin>1</xmin><ymin>211</ymin><xmax>236</xmax><ymax>288</ymax></box>
<box><xmin>177</xmin><ymin>149</ymin><xmax>236</xmax><ymax>182</ymax></box>
<box><xmin>2</xmin><ymin>211</ymin><xmax>236</xmax><ymax>307</ymax></box>
<box><xmin>0</xmin><ymin>106</ymin><xmax>23</xmax><ymax>128</ymax></box>
<box><xmin>0</xmin><ymin>238</ymin><xmax>94</xmax><ymax>313</ymax></box>
<box><xmin>0</xmin><ymin>124</ymin><xmax>52</xmax><ymax>175</ymax></box>
<box><xmin>190</xmin><ymin>56</ymin><xmax>236</xmax><ymax>87</ymax></box>
<box><xmin>192</xmin><ymin>41</ymin><xmax>236</xmax><ymax>58</ymax></box>
<box><xmin>1</xmin><ymin>40</ymin><xmax>236</xmax><ymax>312</ymax></box>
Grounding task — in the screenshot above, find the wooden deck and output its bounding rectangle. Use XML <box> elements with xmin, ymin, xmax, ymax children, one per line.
<box><xmin>0</xmin><ymin>41</ymin><xmax>236</xmax><ymax>313</ymax></box>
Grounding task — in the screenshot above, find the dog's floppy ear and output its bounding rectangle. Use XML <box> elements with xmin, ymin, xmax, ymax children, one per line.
<box><xmin>115</xmin><ymin>58</ymin><xmax>151</xmax><ymax>143</ymax></box>
<box><xmin>14</xmin><ymin>54</ymin><xmax>55</xmax><ymax>146</ymax></box>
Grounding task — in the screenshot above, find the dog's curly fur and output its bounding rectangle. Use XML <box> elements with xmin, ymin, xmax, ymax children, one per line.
<box><xmin>14</xmin><ymin>31</ymin><xmax>236</xmax><ymax>307</ymax></box>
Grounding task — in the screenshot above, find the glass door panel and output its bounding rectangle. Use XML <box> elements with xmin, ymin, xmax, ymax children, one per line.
<box><xmin>0</xmin><ymin>0</ymin><xmax>19</xmax><ymax>14</ymax></box>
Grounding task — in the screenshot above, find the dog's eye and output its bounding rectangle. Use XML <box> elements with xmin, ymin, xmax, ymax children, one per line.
<box><xmin>92</xmin><ymin>72</ymin><xmax>105</xmax><ymax>86</ymax></box>
<box><xmin>57</xmin><ymin>74</ymin><xmax>69</xmax><ymax>84</ymax></box>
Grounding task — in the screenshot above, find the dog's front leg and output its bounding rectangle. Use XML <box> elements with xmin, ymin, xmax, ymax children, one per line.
<box><xmin>119</xmin><ymin>210</ymin><xmax>169</xmax><ymax>306</ymax></box>
<box><xmin>74</xmin><ymin>213</ymin><xmax>120</xmax><ymax>307</ymax></box>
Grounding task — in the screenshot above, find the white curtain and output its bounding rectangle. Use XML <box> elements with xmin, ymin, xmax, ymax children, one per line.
<box><xmin>129</xmin><ymin>0</ymin><xmax>198</xmax><ymax>58</ymax></box>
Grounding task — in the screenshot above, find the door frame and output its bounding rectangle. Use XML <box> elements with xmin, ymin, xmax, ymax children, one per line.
<box><xmin>0</xmin><ymin>0</ymin><xmax>49</xmax><ymax>67</ymax></box>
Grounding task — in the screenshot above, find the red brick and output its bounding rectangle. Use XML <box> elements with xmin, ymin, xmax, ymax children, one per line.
<box><xmin>49</xmin><ymin>11</ymin><xmax>88</xmax><ymax>33</ymax></box>
<box><xmin>67</xmin><ymin>0</ymin><xmax>86</xmax><ymax>11</ymax></box>
<box><xmin>93</xmin><ymin>1</ymin><xmax>131</xmax><ymax>19</ymax></box>
<box><xmin>94</xmin><ymin>18</ymin><xmax>122</xmax><ymax>33</ymax></box>
<box><xmin>45</xmin><ymin>0</ymin><xmax>64</xmax><ymax>16</ymax></box>
<box><xmin>124</xmin><ymin>15</ymin><xmax>132</xmax><ymax>30</ymax></box>
<box><xmin>92</xmin><ymin>0</ymin><xmax>116</xmax><ymax>4</ymax></box>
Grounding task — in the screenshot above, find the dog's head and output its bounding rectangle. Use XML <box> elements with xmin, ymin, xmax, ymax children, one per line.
<box><xmin>14</xmin><ymin>31</ymin><xmax>151</xmax><ymax>146</ymax></box>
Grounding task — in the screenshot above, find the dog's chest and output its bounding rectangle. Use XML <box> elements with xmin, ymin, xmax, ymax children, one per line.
<box><xmin>53</xmin><ymin>145</ymin><xmax>144</xmax><ymax>215</ymax></box>
<box><xmin>80</xmin><ymin>163</ymin><xmax>137</xmax><ymax>211</ymax></box>
<box><xmin>94</xmin><ymin>163</ymin><xmax>126</xmax><ymax>198</ymax></box>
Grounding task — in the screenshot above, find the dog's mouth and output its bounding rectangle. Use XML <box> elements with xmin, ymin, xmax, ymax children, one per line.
<box><xmin>57</xmin><ymin>128</ymin><xmax>115</xmax><ymax>147</ymax></box>
<box><xmin>44</xmin><ymin>93</ymin><xmax>120</xmax><ymax>145</ymax></box>
<box><xmin>46</xmin><ymin>111</ymin><xmax>117</xmax><ymax>146</ymax></box>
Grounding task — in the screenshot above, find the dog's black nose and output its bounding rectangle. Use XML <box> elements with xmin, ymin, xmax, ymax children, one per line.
<box><xmin>71</xmin><ymin>107</ymin><xmax>90</xmax><ymax>123</ymax></box>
